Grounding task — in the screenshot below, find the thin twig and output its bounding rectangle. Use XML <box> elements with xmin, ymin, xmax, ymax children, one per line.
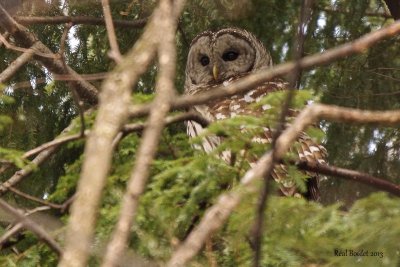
<box><xmin>0</xmin><ymin>146</ymin><xmax>58</xmax><ymax>195</ymax></box>
<box><xmin>0</xmin><ymin>206</ymin><xmax>51</xmax><ymax>249</ymax></box>
<box><xmin>59</xmin><ymin>23</ymin><xmax>71</xmax><ymax>59</ymax></box>
<box><xmin>23</xmin><ymin>112</ymin><xmax>204</xmax><ymax>160</ymax></box>
<box><xmin>295</xmin><ymin>160</ymin><xmax>400</xmax><ymax>196</ymax></box>
<box><xmin>8</xmin><ymin>187</ymin><xmax>65</xmax><ymax>209</ymax></box>
<box><xmin>101</xmin><ymin>0</ymin><xmax>122</xmax><ymax>62</ymax></box>
<box><xmin>100</xmin><ymin>1</ymin><xmax>184</xmax><ymax>266</ymax></box>
<box><xmin>0</xmin><ymin>33</ymin><xmax>55</xmax><ymax>58</ymax></box>
<box><xmin>0</xmin><ymin>122</ymin><xmax>80</xmax><ymax>194</ymax></box>
<box><xmin>0</xmin><ymin>42</ymin><xmax>41</xmax><ymax>83</ymax></box>
<box><xmin>4</xmin><ymin>74</ymin><xmax>107</xmax><ymax>92</ymax></box>
<box><xmin>22</xmin><ymin>133</ymin><xmax>84</xmax><ymax>159</ymax></box>
<box><xmin>122</xmin><ymin>111</ymin><xmax>210</xmax><ymax>134</ymax></box>
<box><xmin>0</xmin><ymin>199</ymin><xmax>63</xmax><ymax>256</ymax></box>
<box><xmin>59</xmin><ymin>23</ymin><xmax>87</xmax><ymax>137</ymax></box>
<box><xmin>15</xmin><ymin>16</ymin><xmax>148</xmax><ymax>28</ymax></box>
<box><xmin>52</xmin><ymin>72</ymin><xmax>108</xmax><ymax>81</ymax></box>
<box><xmin>0</xmin><ymin>4</ymin><xmax>99</xmax><ymax>105</ymax></box>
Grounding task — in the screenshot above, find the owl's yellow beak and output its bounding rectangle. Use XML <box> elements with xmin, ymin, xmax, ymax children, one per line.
<box><xmin>212</xmin><ymin>64</ymin><xmax>218</xmax><ymax>80</ymax></box>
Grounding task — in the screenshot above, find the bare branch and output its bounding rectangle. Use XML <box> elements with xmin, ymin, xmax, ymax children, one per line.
<box><xmin>8</xmin><ymin>187</ymin><xmax>66</xmax><ymax>210</ymax></box>
<box><xmin>0</xmin><ymin>4</ymin><xmax>99</xmax><ymax>105</ymax></box>
<box><xmin>0</xmin><ymin>199</ymin><xmax>63</xmax><ymax>256</ymax></box>
<box><xmin>295</xmin><ymin>161</ymin><xmax>400</xmax><ymax>197</ymax></box>
<box><xmin>15</xmin><ymin>16</ymin><xmax>147</xmax><ymax>28</ymax></box>
<box><xmin>0</xmin><ymin>33</ymin><xmax>54</xmax><ymax>58</ymax></box>
<box><xmin>22</xmin><ymin>133</ymin><xmax>84</xmax><ymax>160</ymax></box>
<box><xmin>122</xmin><ymin>111</ymin><xmax>210</xmax><ymax>134</ymax></box>
<box><xmin>4</xmin><ymin>75</ymin><xmax>106</xmax><ymax>92</ymax></box>
<box><xmin>22</xmin><ymin>111</ymin><xmax>204</xmax><ymax>160</ymax></box>
<box><xmin>52</xmin><ymin>72</ymin><xmax>108</xmax><ymax>81</ymax></box>
<box><xmin>0</xmin><ymin>42</ymin><xmax>41</xmax><ymax>83</ymax></box>
<box><xmin>59</xmin><ymin>23</ymin><xmax>87</xmax><ymax>137</ymax></box>
<box><xmin>0</xmin><ymin>121</ymin><xmax>81</xmax><ymax>194</ymax></box>
<box><xmin>130</xmin><ymin>19</ymin><xmax>400</xmax><ymax>119</ymax></box>
<box><xmin>101</xmin><ymin>0</ymin><xmax>184</xmax><ymax>265</ymax></box>
<box><xmin>59</xmin><ymin>1</ymin><xmax>175</xmax><ymax>265</ymax></box>
<box><xmin>101</xmin><ymin>0</ymin><xmax>122</xmax><ymax>62</ymax></box>
<box><xmin>0</xmin><ymin>146</ymin><xmax>57</xmax><ymax>196</ymax></box>
<box><xmin>0</xmin><ymin>206</ymin><xmax>51</xmax><ymax>249</ymax></box>
<box><xmin>59</xmin><ymin>23</ymin><xmax>72</xmax><ymax>57</ymax></box>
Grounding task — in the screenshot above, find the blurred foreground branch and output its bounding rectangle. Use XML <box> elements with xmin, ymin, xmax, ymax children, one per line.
<box><xmin>101</xmin><ymin>0</ymin><xmax>184</xmax><ymax>264</ymax></box>
<box><xmin>59</xmin><ymin>1</ymin><xmax>185</xmax><ymax>266</ymax></box>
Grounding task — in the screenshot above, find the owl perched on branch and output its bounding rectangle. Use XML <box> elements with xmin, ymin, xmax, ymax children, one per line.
<box><xmin>184</xmin><ymin>28</ymin><xmax>326</xmax><ymax>201</ymax></box>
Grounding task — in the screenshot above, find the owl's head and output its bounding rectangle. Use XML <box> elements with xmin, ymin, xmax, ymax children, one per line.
<box><xmin>184</xmin><ymin>28</ymin><xmax>272</xmax><ymax>93</ymax></box>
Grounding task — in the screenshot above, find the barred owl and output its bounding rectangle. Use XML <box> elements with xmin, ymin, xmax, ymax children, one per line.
<box><xmin>184</xmin><ymin>28</ymin><xmax>326</xmax><ymax>201</ymax></box>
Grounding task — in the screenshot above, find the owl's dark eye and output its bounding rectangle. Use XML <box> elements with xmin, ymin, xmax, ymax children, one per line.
<box><xmin>222</xmin><ymin>50</ymin><xmax>239</xmax><ymax>61</ymax></box>
<box><xmin>200</xmin><ymin>55</ymin><xmax>210</xmax><ymax>66</ymax></box>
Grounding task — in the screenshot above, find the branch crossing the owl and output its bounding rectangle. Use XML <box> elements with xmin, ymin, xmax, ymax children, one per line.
<box><xmin>184</xmin><ymin>28</ymin><xmax>327</xmax><ymax>201</ymax></box>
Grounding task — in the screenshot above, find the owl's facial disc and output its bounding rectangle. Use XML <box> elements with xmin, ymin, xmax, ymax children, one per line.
<box><xmin>212</xmin><ymin>33</ymin><xmax>256</xmax><ymax>82</ymax></box>
<box><xmin>185</xmin><ymin>31</ymin><xmax>257</xmax><ymax>87</ymax></box>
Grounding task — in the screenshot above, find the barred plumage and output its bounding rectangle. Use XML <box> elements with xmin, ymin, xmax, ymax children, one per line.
<box><xmin>184</xmin><ymin>28</ymin><xmax>327</xmax><ymax>201</ymax></box>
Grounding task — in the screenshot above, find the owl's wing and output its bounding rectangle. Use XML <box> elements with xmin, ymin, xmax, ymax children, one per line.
<box><xmin>187</xmin><ymin>78</ymin><xmax>327</xmax><ymax>200</ymax></box>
